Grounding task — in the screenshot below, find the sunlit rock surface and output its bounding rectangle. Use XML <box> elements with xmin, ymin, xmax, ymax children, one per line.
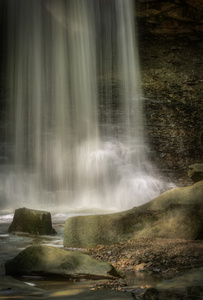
<box><xmin>64</xmin><ymin>181</ymin><xmax>203</xmax><ymax>247</ymax></box>
<box><xmin>8</xmin><ymin>207</ymin><xmax>56</xmax><ymax>235</ymax></box>
<box><xmin>5</xmin><ymin>245</ymin><xmax>122</xmax><ymax>279</ymax></box>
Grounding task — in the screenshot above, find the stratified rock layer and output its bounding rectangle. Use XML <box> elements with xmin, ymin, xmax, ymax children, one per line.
<box><xmin>8</xmin><ymin>207</ymin><xmax>56</xmax><ymax>235</ymax></box>
<box><xmin>64</xmin><ymin>181</ymin><xmax>203</xmax><ymax>247</ymax></box>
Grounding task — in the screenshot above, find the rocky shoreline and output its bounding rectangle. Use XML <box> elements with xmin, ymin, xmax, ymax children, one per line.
<box><xmin>1</xmin><ymin>237</ymin><xmax>202</xmax><ymax>299</ymax></box>
<box><xmin>87</xmin><ymin>238</ymin><xmax>203</xmax><ymax>298</ymax></box>
<box><xmin>3</xmin><ymin>180</ymin><xmax>202</xmax><ymax>299</ymax></box>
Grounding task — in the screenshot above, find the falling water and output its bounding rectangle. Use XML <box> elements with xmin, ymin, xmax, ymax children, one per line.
<box><xmin>1</xmin><ymin>0</ymin><xmax>168</xmax><ymax>212</ymax></box>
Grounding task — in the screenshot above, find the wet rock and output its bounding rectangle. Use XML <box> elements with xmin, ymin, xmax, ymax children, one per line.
<box><xmin>0</xmin><ymin>276</ymin><xmax>45</xmax><ymax>298</ymax></box>
<box><xmin>134</xmin><ymin>263</ymin><xmax>147</xmax><ymax>271</ymax></box>
<box><xmin>140</xmin><ymin>32</ymin><xmax>203</xmax><ymax>186</ymax></box>
<box><xmin>188</xmin><ymin>163</ymin><xmax>203</xmax><ymax>183</ymax></box>
<box><xmin>144</xmin><ymin>267</ymin><xmax>203</xmax><ymax>299</ymax></box>
<box><xmin>64</xmin><ymin>181</ymin><xmax>203</xmax><ymax>247</ymax></box>
<box><xmin>152</xmin><ymin>268</ymin><xmax>161</xmax><ymax>273</ymax></box>
<box><xmin>136</xmin><ymin>0</ymin><xmax>203</xmax><ymax>34</ymax></box>
<box><xmin>8</xmin><ymin>207</ymin><xmax>56</xmax><ymax>235</ymax></box>
<box><xmin>5</xmin><ymin>245</ymin><xmax>122</xmax><ymax>279</ymax></box>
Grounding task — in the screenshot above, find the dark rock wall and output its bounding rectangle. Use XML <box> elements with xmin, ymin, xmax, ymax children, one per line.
<box><xmin>135</xmin><ymin>0</ymin><xmax>203</xmax><ymax>34</ymax></box>
<box><xmin>0</xmin><ymin>0</ymin><xmax>7</xmax><ymax>161</ymax></box>
<box><xmin>135</xmin><ymin>0</ymin><xmax>203</xmax><ymax>185</ymax></box>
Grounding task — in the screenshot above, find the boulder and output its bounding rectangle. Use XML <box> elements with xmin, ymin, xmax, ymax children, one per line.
<box><xmin>188</xmin><ymin>163</ymin><xmax>203</xmax><ymax>183</ymax></box>
<box><xmin>8</xmin><ymin>207</ymin><xmax>56</xmax><ymax>235</ymax></box>
<box><xmin>5</xmin><ymin>245</ymin><xmax>122</xmax><ymax>279</ymax></box>
<box><xmin>64</xmin><ymin>181</ymin><xmax>203</xmax><ymax>247</ymax></box>
<box><xmin>144</xmin><ymin>267</ymin><xmax>203</xmax><ymax>300</ymax></box>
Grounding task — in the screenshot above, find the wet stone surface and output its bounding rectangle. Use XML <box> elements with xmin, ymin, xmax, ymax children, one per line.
<box><xmin>139</xmin><ymin>33</ymin><xmax>203</xmax><ymax>187</ymax></box>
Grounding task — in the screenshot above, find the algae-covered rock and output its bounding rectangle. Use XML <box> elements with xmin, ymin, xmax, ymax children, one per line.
<box><xmin>5</xmin><ymin>245</ymin><xmax>122</xmax><ymax>279</ymax></box>
<box><xmin>8</xmin><ymin>207</ymin><xmax>56</xmax><ymax>235</ymax></box>
<box><xmin>64</xmin><ymin>181</ymin><xmax>203</xmax><ymax>247</ymax></box>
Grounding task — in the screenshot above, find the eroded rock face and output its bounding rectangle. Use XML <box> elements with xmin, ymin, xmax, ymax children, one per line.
<box><xmin>135</xmin><ymin>0</ymin><xmax>203</xmax><ymax>34</ymax></box>
<box><xmin>140</xmin><ymin>32</ymin><xmax>203</xmax><ymax>186</ymax></box>
<box><xmin>8</xmin><ymin>207</ymin><xmax>56</xmax><ymax>235</ymax></box>
<box><xmin>64</xmin><ymin>181</ymin><xmax>203</xmax><ymax>247</ymax></box>
<box><xmin>5</xmin><ymin>245</ymin><xmax>122</xmax><ymax>279</ymax></box>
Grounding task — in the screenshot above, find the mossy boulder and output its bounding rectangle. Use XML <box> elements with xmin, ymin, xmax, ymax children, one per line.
<box><xmin>64</xmin><ymin>181</ymin><xmax>203</xmax><ymax>247</ymax></box>
<box><xmin>5</xmin><ymin>245</ymin><xmax>122</xmax><ymax>279</ymax></box>
<box><xmin>8</xmin><ymin>207</ymin><xmax>56</xmax><ymax>235</ymax></box>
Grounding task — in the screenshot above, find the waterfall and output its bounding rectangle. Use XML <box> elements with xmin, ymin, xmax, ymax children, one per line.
<box><xmin>1</xmin><ymin>0</ymin><xmax>166</xmax><ymax>212</ymax></box>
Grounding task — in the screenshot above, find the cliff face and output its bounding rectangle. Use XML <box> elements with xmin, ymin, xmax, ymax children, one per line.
<box><xmin>135</xmin><ymin>0</ymin><xmax>203</xmax><ymax>34</ymax></box>
<box><xmin>136</xmin><ymin>0</ymin><xmax>203</xmax><ymax>185</ymax></box>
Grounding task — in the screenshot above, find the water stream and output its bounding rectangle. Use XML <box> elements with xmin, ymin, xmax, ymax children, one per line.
<box><xmin>0</xmin><ymin>213</ymin><xmax>162</xmax><ymax>297</ymax></box>
<box><xmin>0</xmin><ymin>0</ymin><xmax>172</xmax><ymax>213</ymax></box>
<box><xmin>0</xmin><ymin>1</ymin><xmax>172</xmax><ymax>295</ymax></box>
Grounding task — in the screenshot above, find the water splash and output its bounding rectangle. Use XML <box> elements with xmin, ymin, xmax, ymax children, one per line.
<box><xmin>2</xmin><ymin>0</ymin><xmax>172</xmax><ymax>212</ymax></box>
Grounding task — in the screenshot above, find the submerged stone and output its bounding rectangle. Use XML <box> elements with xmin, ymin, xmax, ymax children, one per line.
<box><xmin>8</xmin><ymin>207</ymin><xmax>56</xmax><ymax>235</ymax></box>
<box><xmin>64</xmin><ymin>181</ymin><xmax>203</xmax><ymax>247</ymax></box>
<box><xmin>5</xmin><ymin>245</ymin><xmax>122</xmax><ymax>279</ymax></box>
